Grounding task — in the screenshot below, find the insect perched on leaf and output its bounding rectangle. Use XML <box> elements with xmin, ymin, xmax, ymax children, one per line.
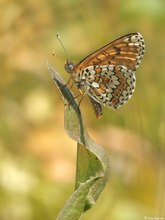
<box><xmin>57</xmin><ymin>32</ymin><xmax>145</xmax><ymax>118</ymax></box>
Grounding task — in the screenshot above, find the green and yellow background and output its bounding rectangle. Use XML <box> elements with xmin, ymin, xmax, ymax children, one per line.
<box><xmin>0</xmin><ymin>0</ymin><xmax>164</xmax><ymax>219</ymax></box>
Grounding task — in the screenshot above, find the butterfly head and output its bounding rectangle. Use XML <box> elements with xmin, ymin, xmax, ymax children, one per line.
<box><xmin>65</xmin><ymin>59</ymin><xmax>75</xmax><ymax>73</ymax></box>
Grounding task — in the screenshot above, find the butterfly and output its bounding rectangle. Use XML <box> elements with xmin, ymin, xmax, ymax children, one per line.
<box><xmin>64</xmin><ymin>32</ymin><xmax>145</xmax><ymax>118</ymax></box>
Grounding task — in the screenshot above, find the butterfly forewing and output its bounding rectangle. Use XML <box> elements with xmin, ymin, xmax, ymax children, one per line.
<box><xmin>75</xmin><ymin>33</ymin><xmax>144</xmax><ymax>72</ymax></box>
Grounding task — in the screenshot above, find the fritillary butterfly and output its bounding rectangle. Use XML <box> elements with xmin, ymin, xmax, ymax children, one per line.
<box><xmin>64</xmin><ymin>32</ymin><xmax>145</xmax><ymax>117</ymax></box>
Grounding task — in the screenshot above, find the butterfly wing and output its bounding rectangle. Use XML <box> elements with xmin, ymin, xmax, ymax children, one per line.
<box><xmin>70</xmin><ymin>32</ymin><xmax>145</xmax><ymax>112</ymax></box>
<box><xmin>75</xmin><ymin>32</ymin><xmax>145</xmax><ymax>73</ymax></box>
<box><xmin>83</xmin><ymin>65</ymin><xmax>136</xmax><ymax>109</ymax></box>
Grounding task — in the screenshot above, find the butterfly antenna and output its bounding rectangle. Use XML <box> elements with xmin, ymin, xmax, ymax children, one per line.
<box><xmin>56</xmin><ymin>33</ymin><xmax>70</xmax><ymax>60</ymax></box>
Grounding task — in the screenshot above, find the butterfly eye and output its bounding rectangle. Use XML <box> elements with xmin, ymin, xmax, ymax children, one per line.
<box><xmin>65</xmin><ymin>61</ymin><xmax>74</xmax><ymax>73</ymax></box>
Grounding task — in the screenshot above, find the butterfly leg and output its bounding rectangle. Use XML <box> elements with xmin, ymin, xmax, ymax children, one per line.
<box><xmin>78</xmin><ymin>93</ymin><xmax>86</xmax><ymax>107</ymax></box>
<box><xmin>60</xmin><ymin>76</ymin><xmax>72</xmax><ymax>90</ymax></box>
<box><xmin>64</xmin><ymin>92</ymin><xmax>84</xmax><ymax>108</ymax></box>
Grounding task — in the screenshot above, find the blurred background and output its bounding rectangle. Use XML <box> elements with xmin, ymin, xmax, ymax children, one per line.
<box><xmin>0</xmin><ymin>0</ymin><xmax>165</xmax><ymax>219</ymax></box>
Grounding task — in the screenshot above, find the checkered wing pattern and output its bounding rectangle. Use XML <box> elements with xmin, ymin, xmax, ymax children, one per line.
<box><xmin>65</xmin><ymin>32</ymin><xmax>145</xmax><ymax>111</ymax></box>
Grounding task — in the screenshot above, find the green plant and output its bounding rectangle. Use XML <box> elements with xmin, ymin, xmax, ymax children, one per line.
<box><xmin>47</xmin><ymin>63</ymin><xmax>110</xmax><ymax>220</ymax></box>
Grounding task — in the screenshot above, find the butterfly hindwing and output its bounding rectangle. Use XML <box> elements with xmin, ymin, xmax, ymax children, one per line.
<box><xmin>79</xmin><ymin>64</ymin><xmax>136</xmax><ymax>109</ymax></box>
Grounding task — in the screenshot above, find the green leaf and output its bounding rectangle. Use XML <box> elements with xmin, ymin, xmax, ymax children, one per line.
<box><xmin>47</xmin><ymin>63</ymin><xmax>110</xmax><ymax>219</ymax></box>
<box><xmin>56</xmin><ymin>177</ymin><xmax>99</xmax><ymax>220</ymax></box>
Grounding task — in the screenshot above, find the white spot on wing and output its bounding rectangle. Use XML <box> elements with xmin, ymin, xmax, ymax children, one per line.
<box><xmin>92</xmin><ymin>82</ymin><xmax>99</xmax><ymax>88</ymax></box>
